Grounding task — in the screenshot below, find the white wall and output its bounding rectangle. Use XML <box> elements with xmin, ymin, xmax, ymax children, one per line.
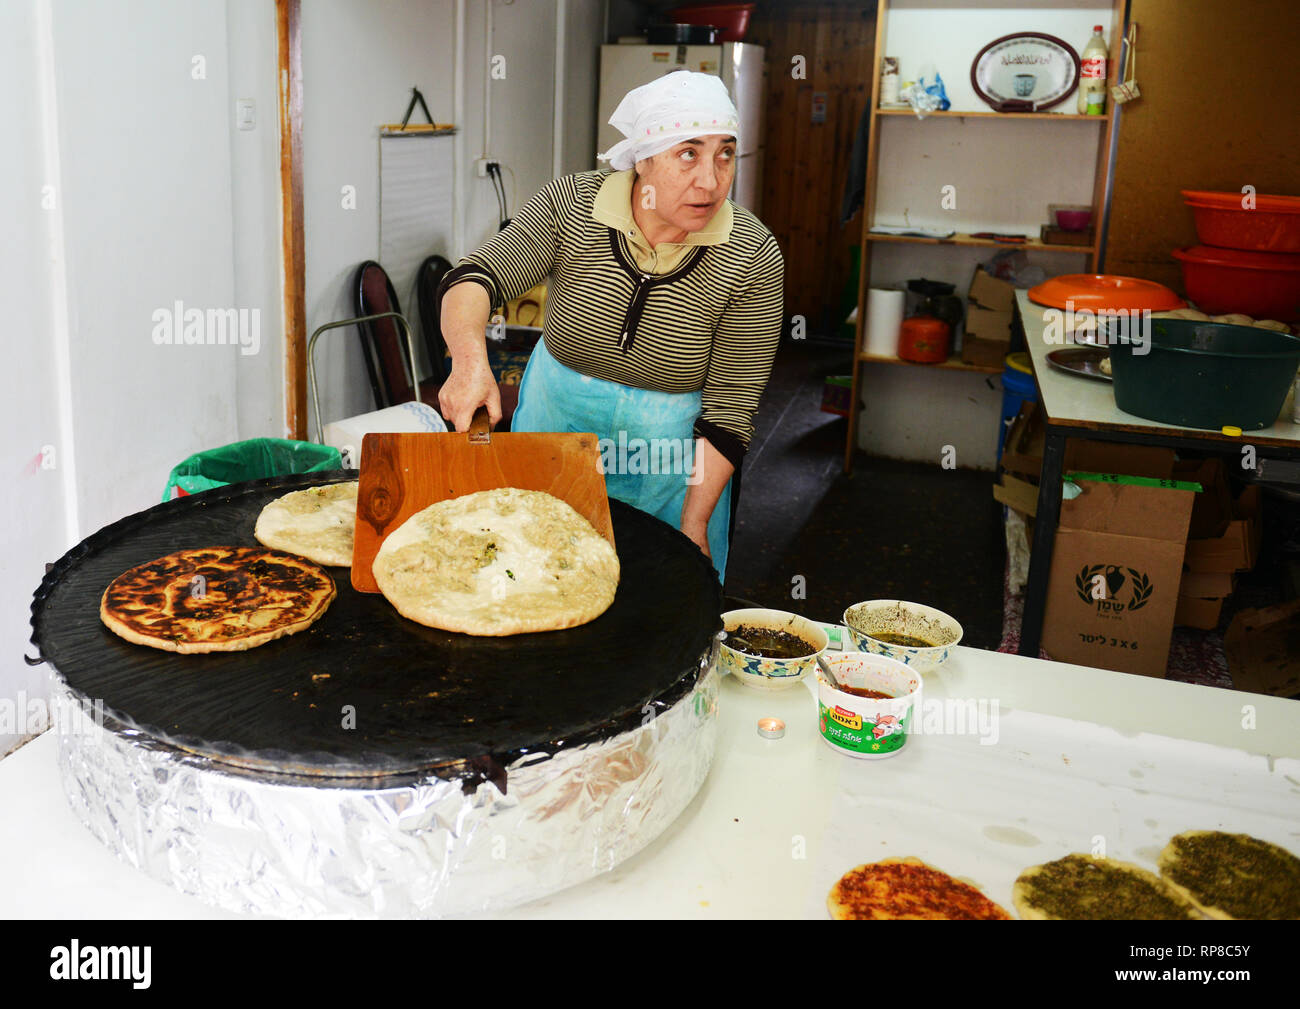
<box><xmin>303</xmin><ymin>0</ymin><xmax>600</xmax><ymax>437</ymax></box>
<box><xmin>301</xmin><ymin>0</ymin><xmax>458</xmax><ymax>435</ymax></box>
<box><xmin>2</xmin><ymin>0</ymin><xmax>284</xmax><ymax>756</ymax></box>
<box><xmin>559</xmin><ymin>0</ymin><xmax>605</xmax><ymax>175</ymax></box>
<box><xmin>1</xmin><ymin>0</ymin><xmax>73</xmax><ymax>755</ymax></box>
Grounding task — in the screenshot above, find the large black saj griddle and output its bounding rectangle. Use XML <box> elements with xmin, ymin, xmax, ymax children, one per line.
<box><xmin>29</xmin><ymin>471</ymin><xmax>722</xmax><ymax>789</ymax></box>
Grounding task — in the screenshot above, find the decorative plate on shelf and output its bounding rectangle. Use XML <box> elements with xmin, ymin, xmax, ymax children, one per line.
<box><xmin>971</xmin><ymin>33</ymin><xmax>1080</xmax><ymax>112</ymax></box>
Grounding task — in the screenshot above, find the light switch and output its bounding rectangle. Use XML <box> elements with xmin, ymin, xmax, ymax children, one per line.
<box><xmin>236</xmin><ymin>99</ymin><xmax>256</xmax><ymax>131</ymax></box>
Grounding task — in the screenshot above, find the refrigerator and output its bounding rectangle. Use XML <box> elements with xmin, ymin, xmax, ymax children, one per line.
<box><xmin>598</xmin><ymin>43</ymin><xmax>766</xmax><ymax>215</ymax></box>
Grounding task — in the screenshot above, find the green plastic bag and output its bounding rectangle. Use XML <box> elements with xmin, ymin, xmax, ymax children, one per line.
<box><xmin>162</xmin><ymin>438</ymin><xmax>342</xmax><ymax>502</ymax></box>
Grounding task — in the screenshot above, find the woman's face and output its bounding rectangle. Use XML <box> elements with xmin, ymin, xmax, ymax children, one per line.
<box><xmin>634</xmin><ymin>134</ymin><xmax>737</xmax><ymax>234</ymax></box>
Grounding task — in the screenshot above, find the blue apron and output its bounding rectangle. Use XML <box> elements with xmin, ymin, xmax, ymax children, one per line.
<box><xmin>511</xmin><ymin>338</ymin><xmax>731</xmax><ymax>581</ymax></box>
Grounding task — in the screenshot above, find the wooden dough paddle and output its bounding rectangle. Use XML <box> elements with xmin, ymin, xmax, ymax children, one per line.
<box><xmin>351</xmin><ymin>406</ymin><xmax>614</xmax><ymax>593</ymax></box>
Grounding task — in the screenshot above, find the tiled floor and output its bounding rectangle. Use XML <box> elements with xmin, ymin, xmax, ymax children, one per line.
<box><xmin>725</xmin><ymin>340</ymin><xmax>1007</xmax><ymax>651</ymax></box>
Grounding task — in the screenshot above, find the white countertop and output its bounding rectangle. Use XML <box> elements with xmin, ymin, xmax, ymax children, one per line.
<box><xmin>1017</xmin><ymin>290</ymin><xmax>1300</xmax><ymax>443</ymax></box>
<box><xmin>4</xmin><ymin>641</ymin><xmax>1297</xmax><ymax>919</ymax></box>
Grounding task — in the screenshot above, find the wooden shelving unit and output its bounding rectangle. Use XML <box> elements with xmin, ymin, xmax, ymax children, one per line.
<box><xmin>876</xmin><ymin>108</ymin><xmax>1109</xmax><ymax>121</ymax></box>
<box><xmin>866</xmin><ymin>231</ymin><xmax>1087</xmax><ymax>253</ymax></box>
<box><xmin>843</xmin><ymin>0</ymin><xmax>1127</xmax><ymax>474</ymax></box>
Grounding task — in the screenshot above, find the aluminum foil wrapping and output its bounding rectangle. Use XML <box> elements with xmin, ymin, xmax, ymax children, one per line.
<box><xmin>53</xmin><ymin>652</ymin><xmax>719</xmax><ymax>919</ymax></box>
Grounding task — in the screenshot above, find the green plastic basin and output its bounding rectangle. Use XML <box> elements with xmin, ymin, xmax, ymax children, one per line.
<box><xmin>1104</xmin><ymin>317</ymin><xmax>1300</xmax><ymax>430</ymax></box>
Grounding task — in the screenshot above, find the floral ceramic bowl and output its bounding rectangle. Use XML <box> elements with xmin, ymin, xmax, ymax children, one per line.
<box><xmin>719</xmin><ymin>608</ymin><xmax>829</xmax><ymax>690</ymax></box>
<box><xmin>841</xmin><ymin>600</ymin><xmax>963</xmax><ymax>674</ymax></box>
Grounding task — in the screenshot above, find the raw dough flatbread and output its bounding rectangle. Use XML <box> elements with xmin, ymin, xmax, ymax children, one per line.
<box><xmin>372</xmin><ymin>488</ymin><xmax>619</xmax><ymax>636</ymax></box>
<box><xmin>828</xmin><ymin>857</ymin><xmax>1012</xmax><ymax>920</ymax></box>
<box><xmin>100</xmin><ymin>546</ymin><xmax>336</xmax><ymax>653</ymax></box>
<box><xmin>1013</xmin><ymin>853</ymin><xmax>1200</xmax><ymax>920</ymax></box>
<box><xmin>1158</xmin><ymin>830</ymin><xmax>1300</xmax><ymax>920</ymax></box>
<box><xmin>255</xmin><ymin>481</ymin><xmax>358</xmax><ymax>567</ymax></box>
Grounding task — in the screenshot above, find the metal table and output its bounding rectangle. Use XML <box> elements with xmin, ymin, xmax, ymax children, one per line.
<box><xmin>1015</xmin><ymin>290</ymin><xmax>1300</xmax><ymax>657</ymax></box>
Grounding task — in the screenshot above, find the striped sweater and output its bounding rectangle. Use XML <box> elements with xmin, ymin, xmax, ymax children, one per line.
<box><xmin>440</xmin><ymin>170</ymin><xmax>784</xmax><ymax>467</ymax></box>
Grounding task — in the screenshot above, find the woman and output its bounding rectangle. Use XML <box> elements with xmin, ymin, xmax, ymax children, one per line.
<box><xmin>438</xmin><ymin>72</ymin><xmax>783</xmax><ymax>580</ymax></box>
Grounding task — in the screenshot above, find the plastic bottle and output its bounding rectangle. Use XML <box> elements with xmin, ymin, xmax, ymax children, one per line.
<box><xmin>1077</xmin><ymin>25</ymin><xmax>1108</xmax><ymax>115</ymax></box>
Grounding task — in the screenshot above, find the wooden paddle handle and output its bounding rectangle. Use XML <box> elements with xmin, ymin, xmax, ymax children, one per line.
<box><xmin>468</xmin><ymin>405</ymin><xmax>492</xmax><ymax>444</ymax></box>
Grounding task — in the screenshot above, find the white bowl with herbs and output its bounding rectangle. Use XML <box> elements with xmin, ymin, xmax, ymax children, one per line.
<box><xmin>842</xmin><ymin>600</ymin><xmax>963</xmax><ymax>674</ymax></box>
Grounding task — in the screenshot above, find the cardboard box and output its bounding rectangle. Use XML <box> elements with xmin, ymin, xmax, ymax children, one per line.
<box><xmin>1178</xmin><ymin>567</ymin><xmax>1236</xmax><ymax>599</ymax></box>
<box><xmin>1175</xmin><ymin>593</ymin><xmax>1225</xmax><ymax>631</ymax></box>
<box><xmin>1224</xmin><ymin>599</ymin><xmax>1300</xmax><ymax>697</ymax></box>
<box><xmin>969</xmin><ymin>267</ymin><xmax>1016</xmax><ymax>313</ymax></box>
<box><xmin>993</xmin><ymin>473</ymin><xmax>1040</xmax><ymax>518</ymax></box>
<box><xmin>962</xmin><ymin>334</ymin><xmax>1011</xmax><ymax>368</ymax></box>
<box><xmin>1173</xmin><ymin>458</ymin><xmax>1232</xmax><ymax>539</ymax></box>
<box><xmin>999</xmin><ymin>401</ymin><xmax>1044</xmax><ymax>480</ymax></box>
<box><xmin>1183</xmin><ymin>485</ymin><xmax>1262</xmax><ymax>573</ymax></box>
<box><xmin>998</xmin><ymin>401</ymin><xmax>1177</xmax><ymax>484</ymax></box>
<box><xmin>1041</xmin><ymin>473</ymin><xmax>1197</xmax><ymax>678</ymax></box>
<box><xmin>962</xmin><ymin>267</ymin><xmax>1016</xmax><ymax>367</ymax></box>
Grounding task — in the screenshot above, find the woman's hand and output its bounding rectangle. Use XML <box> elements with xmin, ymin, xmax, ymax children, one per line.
<box><xmin>680</xmin><ymin>437</ymin><xmax>734</xmax><ymax>562</ymax></box>
<box><xmin>439</xmin><ymin>356</ymin><xmax>502</xmax><ymax>432</ymax></box>
<box><xmin>439</xmin><ymin>282</ymin><xmax>501</xmax><ymax>431</ymax></box>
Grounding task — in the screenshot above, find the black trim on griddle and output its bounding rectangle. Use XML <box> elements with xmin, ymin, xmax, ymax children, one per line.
<box><xmin>30</xmin><ymin>470</ymin><xmax>721</xmax><ymax>789</ymax></box>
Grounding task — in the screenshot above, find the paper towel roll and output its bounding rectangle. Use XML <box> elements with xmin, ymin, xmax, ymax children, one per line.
<box><xmin>323</xmin><ymin>402</ymin><xmax>447</xmax><ymax>468</ymax></box>
<box><xmin>865</xmin><ymin>289</ymin><xmax>906</xmax><ymax>357</ymax></box>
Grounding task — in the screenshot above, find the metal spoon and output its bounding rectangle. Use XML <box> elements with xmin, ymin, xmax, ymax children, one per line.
<box><xmin>724</xmin><ymin>632</ymin><xmax>755</xmax><ymax>653</ymax></box>
<box><xmin>816</xmin><ymin>654</ymin><xmax>842</xmax><ymax>690</ymax></box>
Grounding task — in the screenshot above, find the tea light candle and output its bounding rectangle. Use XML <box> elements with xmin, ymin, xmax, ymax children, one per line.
<box><xmin>757</xmin><ymin>717</ymin><xmax>786</xmax><ymax>739</ymax></box>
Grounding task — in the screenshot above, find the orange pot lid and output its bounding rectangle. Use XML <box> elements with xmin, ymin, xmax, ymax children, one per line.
<box><xmin>1027</xmin><ymin>274</ymin><xmax>1186</xmax><ymax>312</ymax></box>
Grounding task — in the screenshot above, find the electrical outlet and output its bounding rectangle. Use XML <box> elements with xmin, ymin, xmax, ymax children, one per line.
<box><xmin>475</xmin><ymin>158</ymin><xmax>498</xmax><ymax>178</ymax></box>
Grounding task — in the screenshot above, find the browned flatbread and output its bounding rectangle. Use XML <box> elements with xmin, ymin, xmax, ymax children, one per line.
<box><xmin>828</xmin><ymin>857</ymin><xmax>1012</xmax><ymax>920</ymax></box>
<box><xmin>100</xmin><ymin>546</ymin><xmax>336</xmax><ymax>653</ymax></box>
<box><xmin>1158</xmin><ymin>831</ymin><xmax>1300</xmax><ymax>920</ymax></box>
<box><xmin>1014</xmin><ymin>853</ymin><xmax>1201</xmax><ymax>920</ymax></box>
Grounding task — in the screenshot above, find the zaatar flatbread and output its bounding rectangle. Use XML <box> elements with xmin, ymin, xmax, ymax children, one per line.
<box><xmin>372</xmin><ymin>487</ymin><xmax>619</xmax><ymax>636</ymax></box>
<box><xmin>1013</xmin><ymin>853</ymin><xmax>1200</xmax><ymax>920</ymax></box>
<box><xmin>254</xmin><ymin>481</ymin><xmax>358</xmax><ymax>567</ymax></box>
<box><xmin>1158</xmin><ymin>831</ymin><xmax>1300</xmax><ymax>920</ymax></box>
<box><xmin>828</xmin><ymin>857</ymin><xmax>1012</xmax><ymax>920</ymax></box>
<box><xmin>100</xmin><ymin>547</ymin><xmax>336</xmax><ymax>653</ymax></box>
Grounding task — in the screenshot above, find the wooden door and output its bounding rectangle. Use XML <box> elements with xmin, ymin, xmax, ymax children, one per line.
<box><xmin>748</xmin><ymin>2</ymin><xmax>878</xmax><ymax>334</ymax></box>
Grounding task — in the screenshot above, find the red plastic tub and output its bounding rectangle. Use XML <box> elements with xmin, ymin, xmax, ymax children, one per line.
<box><xmin>1171</xmin><ymin>245</ymin><xmax>1300</xmax><ymax>322</ymax></box>
<box><xmin>1182</xmin><ymin>190</ymin><xmax>1300</xmax><ymax>253</ymax></box>
<box><xmin>668</xmin><ymin>3</ymin><xmax>754</xmax><ymax>42</ymax></box>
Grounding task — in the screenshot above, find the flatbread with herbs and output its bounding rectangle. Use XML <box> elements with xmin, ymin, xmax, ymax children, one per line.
<box><xmin>372</xmin><ymin>487</ymin><xmax>619</xmax><ymax>636</ymax></box>
<box><xmin>1158</xmin><ymin>831</ymin><xmax>1300</xmax><ymax>920</ymax></box>
<box><xmin>1013</xmin><ymin>853</ymin><xmax>1200</xmax><ymax>920</ymax></box>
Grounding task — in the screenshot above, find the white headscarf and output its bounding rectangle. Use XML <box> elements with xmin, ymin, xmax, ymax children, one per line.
<box><xmin>598</xmin><ymin>71</ymin><xmax>740</xmax><ymax>172</ymax></box>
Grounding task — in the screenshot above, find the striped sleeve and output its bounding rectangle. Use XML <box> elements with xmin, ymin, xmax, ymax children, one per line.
<box><xmin>694</xmin><ymin>234</ymin><xmax>784</xmax><ymax>466</ymax></box>
<box><xmin>439</xmin><ymin>180</ymin><xmax>563</xmax><ymax>311</ymax></box>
